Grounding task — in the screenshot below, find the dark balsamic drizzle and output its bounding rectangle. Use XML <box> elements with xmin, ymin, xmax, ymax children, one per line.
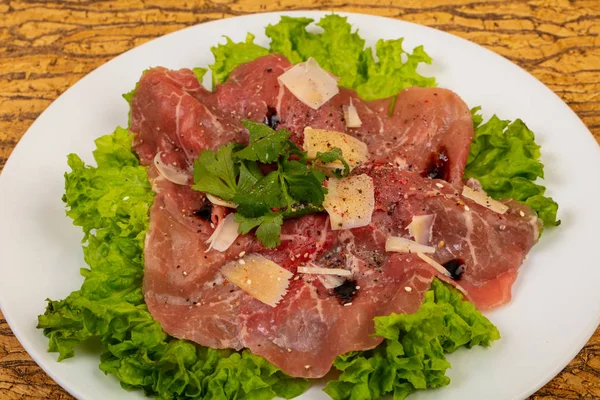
<box><xmin>264</xmin><ymin>106</ymin><xmax>280</xmax><ymax>129</ymax></box>
<box><xmin>442</xmin><ymin>259</ymin><xmax>465</xmax><ymax>280</ymax></box>
<box><xmin>192</xmin><ymin>206</ymin><xmax>212</xmax><ymax>221</ymax></box>
<box><xmin>425</xmin><ymin>147</ymin><xmax>450</xmax><ymax>181</ymax></box>
<box><xmin>333</xmin><ymin>280</ymin><xmax>358</xmax><ymax>305</ymax></box>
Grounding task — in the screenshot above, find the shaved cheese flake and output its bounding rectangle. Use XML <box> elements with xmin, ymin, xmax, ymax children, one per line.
<box><xmin>297</xmin><ymin>266</ymin><xmax>352</xmax><ymax>276</ymax></box>
<box><xmin>406</xmin><ymin>214</ymin><xmax>435</xmax><ymax>245</ymax></box>
<box><xmin>205</xmin><ymin>213</ymin><xmax>239</xmax><ymax>252</ymax></box>
<box><xmin>278</xmin><ymin>57</ymin><xmax>339</xmax><ymax>109</ymax></box>
<box><xmin>154</xmin><ymin>152</ymin><xmax>190</xmax><ymax>185</ymax></box>
<box><xmin>319</xmin><ymin>274</ymin><xmax>346</xmax><ymax>289</ymax></box>
<box><xmin>324</xmin><ymin>174</ymin><xmax>375</xmax><ymax>230</ymax></box>
<box><xmin>343</xmin><ymin>98</ymin><xmax>362</xmax><ymax>128</ymax></box>
<box><xmin>417</xmin><ymin>253</ymin><xmax>451</xmax><ymax>278</ymax></box>
<box><xmin>221</xmin><ymin>254</ymin><xmax>293</xmax><ymax>307</ymax></box>
<box><xmin>304</xmin><ymin>127</ymin><xmax>368</xmax><ymax>172</ymax></box>
<box><xmin>206</xmin><ymin>193</ymin><xmax>237</xmax><ymax>209</ymax></box>
<box><xmin>386</xmin><ymin>236</ymin><xmax>435</xmax><ymax>254</ymax></box>
<box><xmin>461</xmin><ymin>186</ymin><xmax>509</xmax><ymax>214</ymax></box>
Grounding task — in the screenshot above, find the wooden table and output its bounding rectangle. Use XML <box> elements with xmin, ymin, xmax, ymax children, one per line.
<box><xmin>0</xmin><ymin>0</ymin><xmax>598</xmax><ymax>399</ymax></box>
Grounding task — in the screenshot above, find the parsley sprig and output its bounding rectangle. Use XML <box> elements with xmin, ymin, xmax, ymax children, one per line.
<box><xmin>192</xmin><ymin>121</ymin><xmax>349</xmax><ymax>248</ymax></box>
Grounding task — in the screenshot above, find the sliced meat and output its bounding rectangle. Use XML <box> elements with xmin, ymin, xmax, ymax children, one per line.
<box><xmin>142</xmin><ymin>170</ymin><xmax>437</xmax><ymax>377</ymax></box>
<box><xmin>131</xmin><ymin>67</ymin><xmax>246</xmax><ymax>169</ymax></box>
<box><xmin>130</xmin><ymin>54</ymin><xmax>537</xmax><ymax>378</ymax></box>
<box><xmin>358</xmin><ymin>162</ymin><xmax>539</xmax><ymax>310</ymax></box>
<box><xmin>215</xmin><ymin>54</ymin><xmax>473</xmax><ymax>183</ymax></box>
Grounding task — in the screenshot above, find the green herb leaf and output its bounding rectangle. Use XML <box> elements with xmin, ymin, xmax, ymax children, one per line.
<box><xmin>314</xmin><ymin>147</ymin><xmax>350</xmax><ymax>177</ymax></box>
<box><xmin>238</xmin><ymin>161</ymin><xmax>263</xmax><ymax>193</ymax></box>
<box><xmin>192</xmin><ymin>143</ymin><xmax>240</xmax><ymax>200</ymax></box>
<box><xmin>234</xmin><ymin>171</ymin><xmax>285</xmax><ymax>218</ymax></box>
<box><xmin>236</xmin><ymin>213</ymin><xmax>284</xmax><ymax>249</ymax></box>
<box><xmin>191</xmin><ymin>120</ymin><xmax>344</xmax><ymax>248</ymax></box>
<box><xmin>281</xmin><ymin>159</ymin><xmax>327</xmax><ymax>206</ymax></box>
<box><xmin>234</xmin><ymin>121</ymin><xmax>291</xmax><ymax>163</ymax></box>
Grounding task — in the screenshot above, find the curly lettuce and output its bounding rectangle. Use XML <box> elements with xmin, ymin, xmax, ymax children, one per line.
<box><xmin>38</xmin><ymin>127</ymin><xmax>307</xmax><ymax>399</ymax></box>
<box><xmin>210</xmin><ymin>33</ymin><xmax>270</xmax><ymax>89</ymax></box>
<box><xmin>466</xmin><ymin>107</ymin><xmax>560</xmax><ymax>227</ymax></box>
<box><xmin>324</xmin><ymin>279</ymin><xmax>499</xmax><ymax>400</ymax></box>
<box><xmin>211</xmin><ymin>14</ymin><xmax>436</xmax><ymax>100</ymax></box>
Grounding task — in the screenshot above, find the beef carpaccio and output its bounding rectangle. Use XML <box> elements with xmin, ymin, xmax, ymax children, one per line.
<box><xmin>130</xmin><ymin>54</ymin><xmax>539</xmax><ymax>378</ymax></box>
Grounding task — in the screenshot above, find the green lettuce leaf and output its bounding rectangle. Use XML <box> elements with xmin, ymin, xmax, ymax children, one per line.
<box><xmin>324</xmin><ymin>279</ymin><xmax>500</xmax><ymax>400</ymax></box>
<box><xmin>465</xmin><ymin>107</ymin><xmax>560</xmax><ymax>227</ymax></box>
<box><xmin>211</xmin><ymin>15</ymin><xmax>436</xmax><ymax>100</ymax></box>
<box><xmin>210</xmin><ymin>33</ymin><xmax>270</xmax><ymax>89</ymax></box>
<box><xmin>38</xmin><ymin>126</ymin><xmax>307</xmax><ymax>399</ymax></box>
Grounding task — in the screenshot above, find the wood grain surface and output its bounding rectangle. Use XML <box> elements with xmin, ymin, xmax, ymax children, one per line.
<box><xmin>0</xmin><ymin>0</ymin><xmax>599</xmax><ymax>399</ymax></box>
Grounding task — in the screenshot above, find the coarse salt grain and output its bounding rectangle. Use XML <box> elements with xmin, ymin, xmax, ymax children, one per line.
<box><xmin>404</xmin><ymin>286</ymin><xmax>412</xmax><ymax>292</ymax></box>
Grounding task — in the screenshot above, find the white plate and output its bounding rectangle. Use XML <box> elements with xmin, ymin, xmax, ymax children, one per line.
<box><xmin>1</xmin><ymin>10</ymin><xmax>599</xmax><ymax>400</ymax></box>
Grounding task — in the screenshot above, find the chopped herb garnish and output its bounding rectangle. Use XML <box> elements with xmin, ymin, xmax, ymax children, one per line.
<box><xmin>192</xmin><ymin>120</ymin><xmax>349</xmax><ymax>248</ymax></box>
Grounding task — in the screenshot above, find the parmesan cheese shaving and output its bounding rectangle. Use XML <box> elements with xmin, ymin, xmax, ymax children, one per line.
<box><xmin>323</xmin><ymin>174</ymin><xmax>375</xmax><ymax>230</ymax></box>
<box><xmin>205</xmin><ymin>213</ymin><xmax>239</xmax><ymax>252</ymax></box>
<box><xmin>461</xmin><ymin>186</ymin><xmax>509</xmax><ymax>214</ymax></box>
<box><xmin>417</xmin><ymin>253</ymin><xmax>451</xmax><ymax>278</ymax></box>
<box><xmin>297</xmin><ymin>266</ymin><xmax>352</xmax><ymax>276</ymax></box>
<box><xmin>277</xmin><ymin>57</ymin><xmax>339</xmax><ymax>110</ymax></box>
<box><xmin>303</xmin><ymin>127</ymin><xmax>369</xmax><ymax>172</ymax></box>
<box><xmin>343</xmin><ymin>98</ymin><xmax>362</xmax><ymax>128</ymax></box>
<box><xmin>154</xmin><ymin>152</ymin><xmax>190</xmax><ymax>185</ymax></box>
<box><xmin>406</xmin><ymin>214</ymin><xmax>435</xmax><ymax>245</ymax></box>
<box><xmin>386</xmin><ymin>236</ymin><xmax>436</xmax><ymax>254</ymax></box>
<box><xmin>319</xmin><ymin>274</ymin><xmax>345</xmax><ymax>289</ymax></box>
<box><xmin>221</xmin><ymin>254</ymin><xmax>293</xmax><ymax>307</ymax></box>
<box><xmin>206</xmin><ymin>193</ymin><xmax>237</xmax><ymax>209</ymax></box>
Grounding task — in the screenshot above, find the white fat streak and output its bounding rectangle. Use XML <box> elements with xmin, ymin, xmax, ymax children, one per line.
<box><xmin>463</xmin><ymin>210</ymin><xmax>479</xmax><ymax>268</ymax></box>
<box><xmin>173</xmin><ymin>93</ymin><xmax>194</xmax><ymax>164</ymax></box>
<box><xmin>206</xmin><ymin>107</ymin><xmax>224</xmax><ymax>133</ymax></box>
<box><xmin>275</xmin><ymin>84</ymin><xmax>286</xmax><ymax>115</ymax></box>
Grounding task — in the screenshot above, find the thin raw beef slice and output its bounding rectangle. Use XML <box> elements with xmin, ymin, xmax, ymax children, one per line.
<box><xmin>129</xmin><ymin>54</ymin><xmax>538</xmax><ymax>378</ymax></box>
